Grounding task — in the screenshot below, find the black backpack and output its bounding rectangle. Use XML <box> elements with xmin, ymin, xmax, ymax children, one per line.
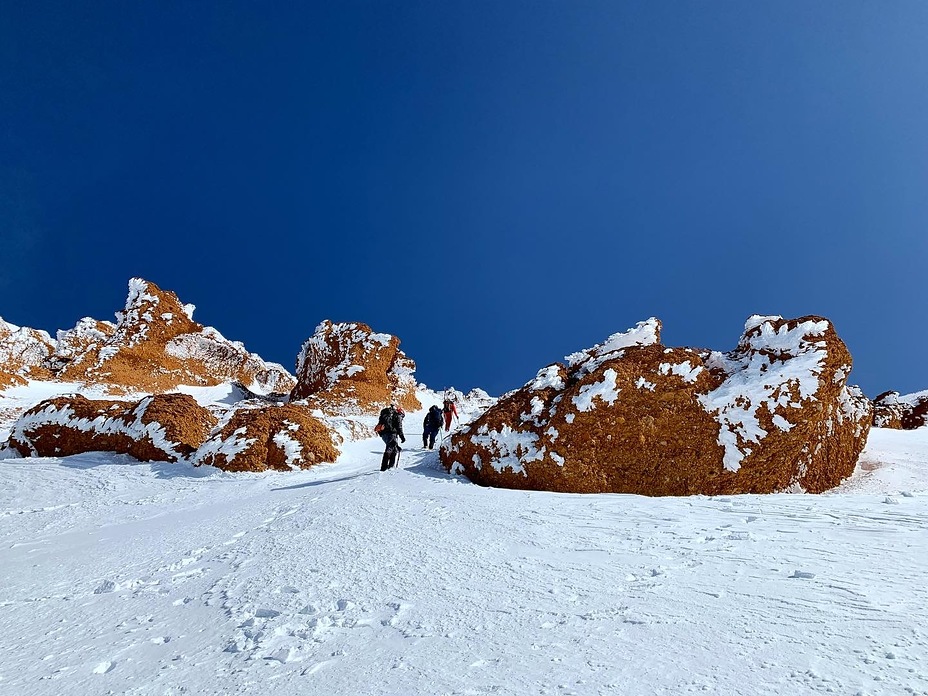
<box><xmin>427</xmin><ymin>407</ymin><xmax>442</xmax><ymax>429</ymax></box>
<box><xmin>378</xmin><ymin>407</ymin><xmax>395</xmax><ymax>433</ymax></box>
<box><xmin>378</xmin><ymin>406</ymin><xmax>404</xmax><ymax>433</ymax></box>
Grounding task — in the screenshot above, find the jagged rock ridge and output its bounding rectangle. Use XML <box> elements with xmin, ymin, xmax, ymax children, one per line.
<box><xmin>1</xmin><ymin>279</ymin><xmax>295</xmax><ymax>395</ymax></box>
<box><xmin>291</xmin><ymin>320</ymin><xmax>420</xmax><ymax>416</ymax></box>
<box><xmin>0</xmin><ymin>318</ymin><xmax>56</xmax><ymax>388</ymax></box>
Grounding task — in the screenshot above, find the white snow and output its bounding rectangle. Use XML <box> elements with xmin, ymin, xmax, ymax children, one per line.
<box><xmin>1</xmin><ymin>383</ymin><xmax>927</xmax><ymax>695</ymax></box>
<box><xmin>566</xmin><ymin>318</ymin><xmax>660</xmax><ymax>375</ymax></box>
<box><xmin>658</xmin><ymin>360</ymin><xmax>704</xmax><ymax>383</ymax></box>
<box><xmin>699</xmin><ymin>317</ymin><xmax>834</xmax><ymax>472</ymax></box>
<box><xmin>572</xmin><ymin>368</ymin><xmax>620</xmax><ymax>412</ymax></box>
<box><xmin>527</xmin><ymin>364</ymin><xmax>565</xmax><ymax>391</ymax></box>
<box><xmin>469</xmin><ymin>423</ymin><xmax>544</xmax><ymax>475</ymax></box>
<box><xmin>272</xmin><ymin>425</ymin><xmax>303</xmax><ymax>469</ymax></box>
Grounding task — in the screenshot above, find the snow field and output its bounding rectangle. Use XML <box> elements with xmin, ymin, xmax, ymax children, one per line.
<box><xmin>0</xmin><ymin>393</ymin><xmax>927</xmax><ymax>695</ymax></box>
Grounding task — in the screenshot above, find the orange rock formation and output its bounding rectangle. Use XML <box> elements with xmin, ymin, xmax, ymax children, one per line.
<box><xmin>8</xmin><ymin>393</ymin><xmax>215</xmax><ymax>462</ymax></box>
<box><xmin>441</xmin><ymin>316</ymin><xmax>871</xmax><ymax>496</ymax></box>
<box><xmin>193</xmin><ymin>404</ymin><xmax>338</xmax><ymax>472</ymax></box>
<box><xmin>291</xmin><ymin>321</ymin><xmax>419</xmax><ymax>415</ymax></box>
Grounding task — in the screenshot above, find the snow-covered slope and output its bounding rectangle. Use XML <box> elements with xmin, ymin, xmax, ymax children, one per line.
<box><xmin>1</xmin><ymin>386</ymin><xmax>926</xmax><ymax>695</ymax></box>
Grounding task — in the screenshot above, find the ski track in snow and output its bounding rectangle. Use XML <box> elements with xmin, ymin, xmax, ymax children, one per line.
<box><xmin>1</xmin><ymin>406</ymin><xmax>928</xmax><ymax>695</ymax></box>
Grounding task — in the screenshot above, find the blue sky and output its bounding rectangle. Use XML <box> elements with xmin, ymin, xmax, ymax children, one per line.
<box><xmin>2</xmin><ymin>1</ymin><xmax>927</xmax><ymax>397</ymax></box>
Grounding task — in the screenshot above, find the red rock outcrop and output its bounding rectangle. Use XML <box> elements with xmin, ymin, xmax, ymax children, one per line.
<box><xmin>8</xmin><ymin>393</ymin><xmax>216</xmax><ymax>462</ymax></box>
<box><xmin>441</xmin><ymin>316</ymin><xmax>872</xmax><ymax>496</ymax></box>
<box><xmin>192</xmin><ymin>404</ymin><xmax>338</xmax><ymax>472</ymax></box>
<box><xmin>0</xmin><ymin>318</ymin><xmax>56</xmax><ymax>388</ymax></box>
<box><xmin>872</xmin><ymin>390</ymin><xmax>928</xmax><ymax>430</ymax></box>
<box><xmin>51</xmin><ymin>279</ymin><xmax>295</xmax><ymax>394</ymax></box>
<box><xmin>291</xmin><ymin>321</ymin><xmax>420</xmax><ymax>416</ymax></box>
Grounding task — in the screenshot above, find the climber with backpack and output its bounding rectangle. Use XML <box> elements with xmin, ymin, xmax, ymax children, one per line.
<box><xmin>442</xmin><ymin>392</ymin><xmax>459</xmax><ymax>432</ymax></box>
<box><xmin>375</xmin><ymin>401</ymin><xmax>406</xmax><ymax>470</ymax></box>
<box><xmin>422</xmin><ymin>405</ymin><xmax>443</xmax><ymax>449</ymax></box>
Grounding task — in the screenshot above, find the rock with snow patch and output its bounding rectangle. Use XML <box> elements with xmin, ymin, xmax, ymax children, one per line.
<box><xmin>872</xmin><ymin>390</ymin><xmax>928</xmax><ymax>430</ymax></box>
<box><xmin>0</xmin><ymin>318</ymin><xmax>56</xmax><ymax>388</ymax></box>
<box><xmin>291</xmin><ymin>320</ymin><xmax>420</xmax><ymax>416</ymax></box>
<box><xmin>192</xmin><ymin>404</ymin><xmax>338</xmax><ymax>472</ymax></box>
<box><xmin>50</xmin><ymin>278</ymin><xmax>295</xmax><ymax>394</ymax></box>
<box><xmin>441</xmin><ymin>316</ymin><xmax>871</xmax><ymax>496</ymax></box>
<box><xmin>7</xmin><ymin>393</ymin><xmax>216</xmax><ymax>462</ymax></box>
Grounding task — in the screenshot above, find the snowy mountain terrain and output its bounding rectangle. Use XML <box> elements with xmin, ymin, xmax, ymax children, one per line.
<box><xmin>1</xmin><ymin>383</ymin><xmax>927</xmax><ymax>696</ymax></box>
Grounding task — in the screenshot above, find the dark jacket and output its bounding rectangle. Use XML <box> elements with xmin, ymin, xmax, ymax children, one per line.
<box><xmin>423</xmin><ymin>405</ymin><xmax>443</xmax><ymax>432</ymax></box>
<box><xmin>378</xmin><ymin>406</ymin><xmax>405</xmax><ymax>438</ymax></box>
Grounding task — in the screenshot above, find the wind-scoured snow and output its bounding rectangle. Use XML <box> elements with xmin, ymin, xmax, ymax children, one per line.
<box><xmin>1</xmin><ymin>385</ymin><xmax>927</xmax><ymax>695</ymax></box>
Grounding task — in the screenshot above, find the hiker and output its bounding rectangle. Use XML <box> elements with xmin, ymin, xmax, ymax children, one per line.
<box><xmin>422</xmin><ymin>405</ymin><xmax>443</xmax><ymax>449</ymax></box>
<box><xmin>375</xmin><ymin>402</ymin><xmax>405</xmax><ymax>470</ymax></box>
<box><xmin>442</xmin><ymin>395</ymin><xmax>459</xmax><ymax>432</ymax></box>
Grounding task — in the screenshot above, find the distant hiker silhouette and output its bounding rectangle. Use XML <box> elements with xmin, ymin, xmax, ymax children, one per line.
<box><xmin>375</xmin><ymin>402</ymin><xmax>405</xmax><ymax>470</ymax></box>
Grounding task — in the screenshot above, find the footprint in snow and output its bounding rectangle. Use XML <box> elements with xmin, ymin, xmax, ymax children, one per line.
<box><xmin>790</xmin><ymin>570</ymin><xmax>816</xmax><ymax>579</ymax></box>
<box><xmin>93</xmin><ymin>580</ymin><xmax>117</xmax><ymax>594</ymax></box>
<box><xmin>92</xmin><ymin>661</ymin><xmax>115</xmax><ymax>675</ymax></box>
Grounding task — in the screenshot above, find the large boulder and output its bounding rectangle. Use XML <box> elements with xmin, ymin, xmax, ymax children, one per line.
<box><xmin>192</xmin><ymin>404</ymin><xmax>338</xmax><ymax>472</ymax></box>
<box><xmin>50</xmin><ymin>278</ymin><xmax>295</xmax><ymax>394</ymax></box>
<box><xmin>291</xmin><ymin>321</ymin><xmax>420</xmax><ymax>416</ymax></box>
<box><xmin>872</xmin><ymin>390</ymin><xmax>928</xmax><ymax>430</ymax></box>
<box><xmin>441</xmin><ymin>316</ymin><xmax>872</xmax><ymax>496</ymax></box>
<box><xmin>8</xmin><ymin>393</ymin><xmax>216</xmax><ymax>462</ymax></box>
<box><xmin>0</xmin><ymin>318</ymin><xmax>56</xmax><ymax>388</ymax></box>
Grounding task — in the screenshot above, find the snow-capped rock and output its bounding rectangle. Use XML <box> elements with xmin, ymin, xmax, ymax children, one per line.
<box><xmin>0</xmin><ymin>318</ymin><xmax>56</xmax><ymax>388</ymax></box>
<box><xmin>49</xmin><ymin>279</ymin><xmax>295</xmax><ymax>394</ymax></box>
<box><xmin>291</xmin><ymin>320</ymin><xmax>420</xmax><ymax>416</ymax></box>
<box><xmin>872</xmin><ymin>390</ymin><xmax>928</xmax><ymax>430</ymax></box>
<box><xmin>8</xmin><ymin>393</ymin><xmax>216</xmax><ymax>462</ymax></box>
<box><xmin>441</xmin><ymin>315</ymin><xmax>872</xmax><ymax>496</ymax></box>
<box><xmin>192</xmin><ymin>404</ymin><xmax>338</xmax><ymax>472</ymax></box>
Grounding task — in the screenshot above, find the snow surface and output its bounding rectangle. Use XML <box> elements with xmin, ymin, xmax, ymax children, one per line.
<box><xmin>1</xmin><ymin>385</ymin><xmax>927</xmax><ymax>695</ymax></box>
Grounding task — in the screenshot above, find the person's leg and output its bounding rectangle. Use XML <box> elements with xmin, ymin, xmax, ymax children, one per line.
<box><xmin>381</xmin><ymin>434</ymin><xmax>395</xmax><ymax>470</ymax></box>
<box><xmin>423</xmin><ymin>428</ymin><xmax>428</xmax><ymax>448</ymax></box>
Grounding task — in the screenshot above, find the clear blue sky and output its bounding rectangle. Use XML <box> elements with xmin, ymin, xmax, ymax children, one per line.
<box><xmin>2</xmin><ymin>1</ymin><xmax>927</xmax><ymax>398</ymax></box>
